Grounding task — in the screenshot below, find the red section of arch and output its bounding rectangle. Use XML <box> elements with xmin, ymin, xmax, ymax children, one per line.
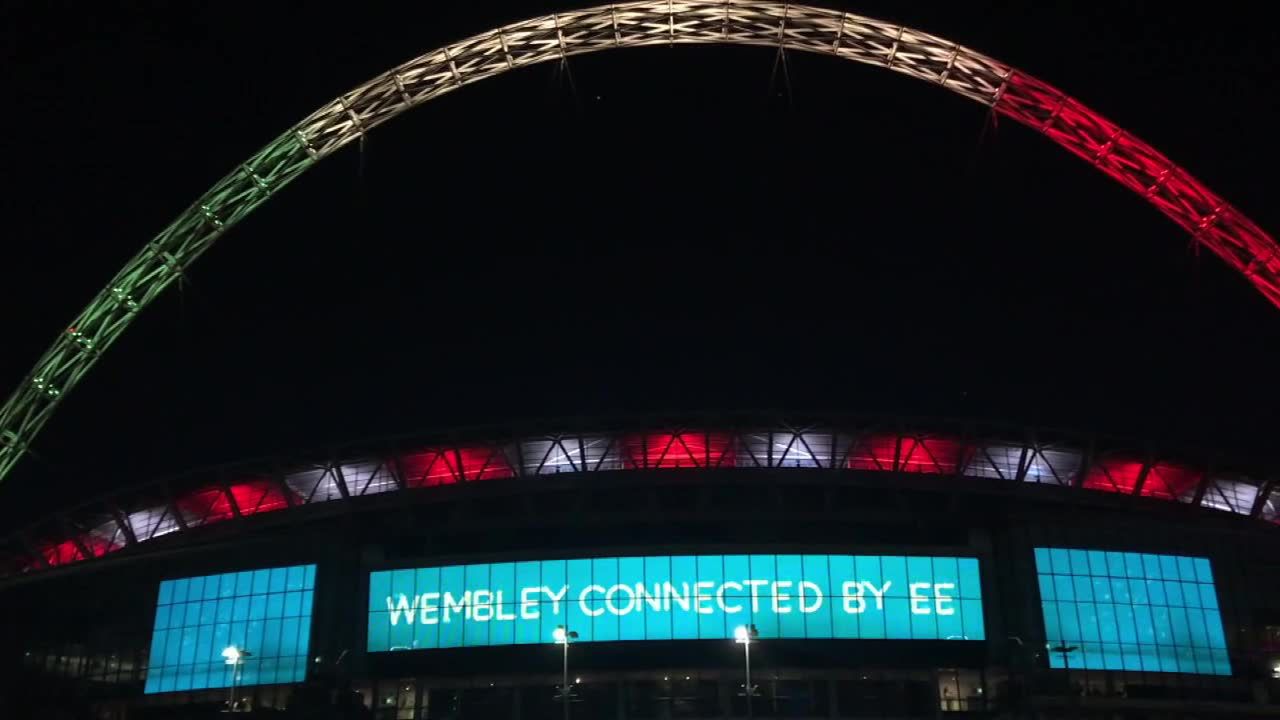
<box><xmin>995</xmin><ymin>72</ymin><xmax>1280</xmax><ymax>308</ymax></box>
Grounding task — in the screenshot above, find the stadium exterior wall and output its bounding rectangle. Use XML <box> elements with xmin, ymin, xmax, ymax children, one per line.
<box><xmin>3</xmin><ymin>456</ymin><xmax>1280</xmax><ymax>719</ymax></box>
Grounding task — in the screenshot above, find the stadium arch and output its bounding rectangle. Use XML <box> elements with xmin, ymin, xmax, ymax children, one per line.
<box><xmin>2</xmin><ymin>1</ymin><xmax>1278</xmax><ymax>487</ymax></box>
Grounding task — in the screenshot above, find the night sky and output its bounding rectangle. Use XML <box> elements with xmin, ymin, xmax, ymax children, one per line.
<box><xmin>2</xmin><ymin>2</ymin><xmax>1278</xmax><ymax>524</ymax></box>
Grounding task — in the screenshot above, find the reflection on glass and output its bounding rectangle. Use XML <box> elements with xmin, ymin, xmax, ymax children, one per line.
<box><xmin>145</xmin><ymin>564</ymin><xmax>316</xmax><ymax>694</ymax></box>
<box><xmin>1034</xmin><ymin>548</ymin><xmax>1229</xmax><ymax>676</ymax></box>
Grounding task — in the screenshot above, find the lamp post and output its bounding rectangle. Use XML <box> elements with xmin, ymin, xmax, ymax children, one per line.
<box><xmin>553</xmin><ymin>626</ymin><xmax>579</xmax><ymax>720</ymax></box>
<box><xmin>221</xmin><ymin>645</ymin><xmax>252</xmax><ymax>712</ymax></box>
<box><xmin>1050</xmin><ymin>640</ymin><xmax>1079</xmax><ymax>698</ymax></box>
<box><xmin>734</xmin><ymin>625</ymin><xmax>759</xmax><ymax>719</ymax></box>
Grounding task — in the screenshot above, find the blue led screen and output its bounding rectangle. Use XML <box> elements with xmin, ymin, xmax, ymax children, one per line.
<box><xmin>145</xmin><ymin>564</ymin><xmax>316</xmax><ymax>694</ymax></box>
<box><xmin>368</xmin><ymin>554</ymin><xmax>984</xmax><ymax>651</ymax></box>
<box><xmin>1035</xmin><ymin>548</ymin><xmax>1229</xmax><ymax>675</ymax></box>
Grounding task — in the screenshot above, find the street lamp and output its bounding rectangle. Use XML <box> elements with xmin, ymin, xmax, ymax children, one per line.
<box><xmin>1050</xmin><ymin>640</ymin><xmax>1079</xmax><ymax>698</ymax></box>
<box><xmin>221</xmin><ymin>645</ymin><xmax>252</xmax><ymax>712</ymax></box>
<box><xmin>553</xmin><ymin>626</ymin><xmax>579</xmax><ymax>720</ymax></box>
<box><xmin>734</xmin><ymin>625</ymin><xmax>759</xmax><ymax>719</ymax></box>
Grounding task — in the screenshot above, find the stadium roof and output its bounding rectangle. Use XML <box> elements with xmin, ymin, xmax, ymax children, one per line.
<box><xmin>5</xmin><ymin>416</ymin><xmax>1275</xmax><ymax>581</ymax></box>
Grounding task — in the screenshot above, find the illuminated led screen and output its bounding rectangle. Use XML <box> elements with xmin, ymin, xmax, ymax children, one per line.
<box><xmin>145</xmin><ymin>565</ymin><xmax>316</xmax><ymax>694</ymax></box>
<box><xmin>368</xmin><ymin>554</ymin><xmax>984</xmax><ymax>651</ymax></box>
<box><xmin>1034</xmin><ymin>548</ymin><xmax>1229</xmax><ymax>675</ymax></box>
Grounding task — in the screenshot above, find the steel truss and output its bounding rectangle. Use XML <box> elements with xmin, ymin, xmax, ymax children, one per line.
<box><xmin>3</xmin><ymin>418</ymin><xmax>1277</xmax><ymax>578</ymax></box>
<box><xmin>2</xmin><ymin>1</ymin><xmax>1278</xmax><ymax>487</ymax></box>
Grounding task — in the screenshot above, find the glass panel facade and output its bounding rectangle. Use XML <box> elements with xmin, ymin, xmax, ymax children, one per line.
<box><xmin>144</xmin><ymin>564</ymin><xmax>317</xmax><ymax>694</ymax></box>
<box><xmin>368</xmin><ymin>554</ymin><xmax>984</xmax><ymax>651</ymax></box>
<box><xmin>1034</xmin><ymin>548</ymin><xmax>1229</xmax><ymax>675</ymax></box>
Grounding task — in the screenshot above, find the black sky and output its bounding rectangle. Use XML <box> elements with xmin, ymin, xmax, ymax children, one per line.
<box><xmin>2</xmin><ymin>2</ymin><xmax>1278</xmax><ymax>523</ymax></box>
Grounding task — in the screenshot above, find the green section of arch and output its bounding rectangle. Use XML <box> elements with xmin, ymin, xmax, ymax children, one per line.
<box><xmin>0</xmin><ymin>132</ymin><xmax>315</xmax><ymax>482</ymax></box>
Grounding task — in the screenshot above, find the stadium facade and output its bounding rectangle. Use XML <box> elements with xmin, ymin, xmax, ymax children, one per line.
<box><xmin>3</xmin><ymin>418</ymin><xmax>1280</xmax><ymax>719</ymax></box>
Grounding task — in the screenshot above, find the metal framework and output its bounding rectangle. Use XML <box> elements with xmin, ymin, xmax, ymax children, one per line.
<box><xmin>4</xmin><ymin>418</ymin><xmax>1277</xmax><ymax>579</ymax></box>
<box><xmin>2</xmin><ymin>1</ymin><xmax>1278</xmax><ymax>487</ymax></box>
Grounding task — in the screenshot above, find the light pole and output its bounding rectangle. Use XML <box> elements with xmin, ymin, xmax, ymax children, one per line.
<box><xmin>221</xmin><ymin>645</ymin><xmax>252</xmax><ymax>712</ymax></box>
<box><xmin>1050</xmin><ymin>640</ymin><xmax>1079</xmax><ymax>698</ymax></box>
<box><xmin>734</xmin><ymin>624</ymin><xmax>759</xmax><ymax>719</ymax></box>
<box><xmin>553</xmin><ymin>625</ymin><xmax>579</xmax><ymax>720</ymax></box>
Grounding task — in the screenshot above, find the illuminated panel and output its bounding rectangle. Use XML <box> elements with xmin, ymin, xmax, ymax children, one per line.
<box><xmin>1082</xmin><ymin>461</ymin><xmax>1202</xmax><ymax>501</ymax></box>
<box><xmin>400</xmin><ymin>450</ymin><xmax>457</xmax><ymax>487</ymax></box>
<box><xmin>1262</xmin><ymin>492</ymin><xmax>1280</xmax><ymax>525</ymax></box>
<box><xmin>1082</xmin><ymin>458</ymin><xmax>1146</xmax><ymax>494</ymax></box>
<box><xmin>401</xmin><ymin>446</ymin><xmax>514</xmax><ymax>487</ymax></box>
<box><xmin>520</xmin><ymin>439</ymin><xmax>578</xmax><ymax>475</ymax></box>
<box><xmin>367</xmin><ymin>553</ymin><xmax>984</xmax><ymax>651</ymax></box>
<box><xmin>1034</xmin><ymin>548</ymin><xmax>1229</xmax><ymax>675</ymax></box>
<box><xmin>784</xmin><ymin>433</ymin><xmax>834</xmax><ymax>468</ymax></box>
<box><xmin>622</xmin><ymin>432</ymin><xmax>734</xmax><ymax>469</ymax></box>
<box><xmin>454</xmin><ymin>446</ymin><xmax>515</xmax><ymax>481</ymax></box>
<box><xmin>962</xmin><ymin>444</ymin><xmax>1082</xmax><ymax>485</ymax></box>
<box><xmin>145</xmin><ymin>564</ymin><xmax>316</xmax><ymax>694</ymax></box>
<box><xmin>127</xmin><ymin>504</ymin><xmax>181</xmax><ymax>540</ymax></box>
<box><xmin>965</xmin><ymin>444</ymin><xmax>1024</xmax><ymax>481</ymax></box>
<box><xmin>338</xmin><ymin>460</ymin><xmax>400</xmax><ymax>496</ymax></box>
<box><xmin>42</xmin><ymin>540</ymin><xmax>82</xmax><ymax>566</ymax></box>
<box><xmin>899</xmin><ymin>437</ymin><xmax>965</xmax><ymax>474</ymax></box>
<box><xmin>175</xmin><ymin>487</ymin><xmax>235</xmax><ymax>526</ymax></box>
<box><xmin>848</xmin><ymin>435</ymin><xmax>961</xmax><ymax>474</ymax></box>
<box><xmin>283</xmin><ymin>467</ymin><xmax>344</xmax><ymax>504</ymax></box>
<box><xmin>174</xmin><ymin>481</ymin><xmax>292</xmax><ymax>522</ymax></box>
<box><xmin>1025</xmin><ymin>448</ymin><xmax>1082</xmax><ymax>485</ymax></box>
<box><xmin>580</xmin><ymin>436</ymin><xmax>623</xmax><ymax>471</ymax></box>
<box><xmin>86</xmin><ymin>516</ymin><xmax>127</xmax><ymax>553</ymax></box>
<box><xmin>37</xmin><ymin>535</ymin><xmax>117</xmax><ymax>567</ymax></box>
<box><xmin>1200</xmin><ymin>475</ymin><xmax>1258</xmax><ymax>515</ymax></box>
<box><xmin>1139</xmin><ymin>464</ymin><xmax>1200</xmax><ymax>502</ymax></box>
<box><xmin>522</xmin><ymin>435</ymin><xmax>622</xmax><ymax>473</ymax></box>
<box><xmin>739</xmin><ymin>432</ymin><xmax>832</xmax><ymax>468</ymax></box>
<box><xmin>847</xmin><ymin>435</ymin><xmax>899</xmax><ymax>471</ymax></box>
<box><xmin>227</xmin><ymin>480</ymin><xmax>292</xmax><ymax>516</ymax></box>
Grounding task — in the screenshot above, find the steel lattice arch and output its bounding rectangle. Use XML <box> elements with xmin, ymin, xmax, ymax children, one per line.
<box><xmin>3</xmin><ymin>417</ymin><xmax>1278</xmax><ymax>581</ymax></box>
<box><xmin>3</xmin><ymin>0</ymin><xmax>1278</xmax><ymax>488</ymax></box>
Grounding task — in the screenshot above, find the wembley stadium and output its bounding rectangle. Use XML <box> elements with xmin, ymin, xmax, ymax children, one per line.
<box><xmin>4</xmin><ymin>419</ymin><xmax>1280</xmax><ymax>718</ymax></box>
<box><xmin>4</xmin><ymin>2</ymin><xmax>1280</xmax><ymax>720</ymax></box>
